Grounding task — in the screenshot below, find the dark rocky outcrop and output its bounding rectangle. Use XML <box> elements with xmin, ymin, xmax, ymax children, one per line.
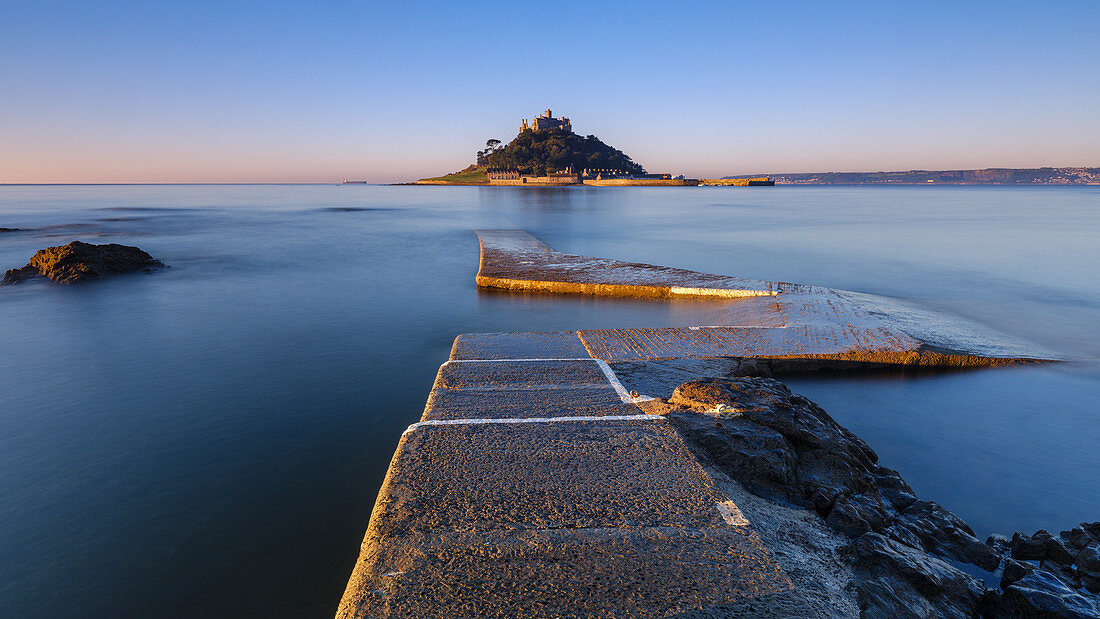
<box><xmin>996</xmin><ymin>527</ymin><xmax>1100</xmax><ymax>597</ymax></box>
<box><xmin>993</xmin><ymin>569</ymin><xmax>1100</xmax><ymax>617</ymax></box>
<box><xmin>2</xmin><ymin>241</ymin><xmax>164</xmax><ymax>285</ymax></box>
<box><xmin>668</xmin><ymin>378</ymin><xmax>995</xmax><ymax>566</ymax></box>
<box><xmin>666</xmin><ymin>376</ymin><xmax>1100</xmax><ymax>618</ymax></box>
<box><xmin>851</xmin><ymin>532</ymin><xmax>987</xmax><ymax>618</ymax></box>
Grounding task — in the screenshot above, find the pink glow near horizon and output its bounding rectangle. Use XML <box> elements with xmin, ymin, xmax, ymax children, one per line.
<box><xmin>2</xmin><ymin>2</ymin><xmax>1097</xmax><ymax>183</ymax></box>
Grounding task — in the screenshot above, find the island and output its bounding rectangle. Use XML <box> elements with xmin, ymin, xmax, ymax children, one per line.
<box><xmin>414</xmin><ymin>108</ymin><xmax>773</xmax><ymax>187</ymax></box>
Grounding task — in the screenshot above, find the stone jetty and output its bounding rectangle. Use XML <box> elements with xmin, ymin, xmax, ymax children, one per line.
<box><xmin>337</xmin><ymin>334</ymin><xmax>797</xmax><ymax>617</ymax></box>
<box><xmin>475</xmin><ymin>229</ymin><xmax>777</xmax><ymax>299</ymax></box>
<box><xmin>475</xmin><ymin>230</ymin><xmax>1049</xmax><ymax>369</ymax></box>
<box><xmin>337</xmin><ymin>232</ymin><xmax>1066</xmax><ymax>617</ymax></box>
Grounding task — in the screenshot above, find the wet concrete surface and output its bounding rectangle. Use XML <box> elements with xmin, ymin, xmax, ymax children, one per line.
<box><xmin>449</xmin><ymin>331</ymin><xmax>592</xmax><ymax>361</ymax></box>
<box><xmin>577</xmin><ymin>324</ymin><xmax>916</xmax><ymax>362</ymax></box>
<box><xmin>475</xmin><ymin>230</ymin><xmax>777</xmax><ymax>299</ymax></box>
<box><xmin>475</xmin><ymin>230</ymin><xmax>1053</xmax><ymax>366</ymax></box>
<box><xmin>423</xmin><ymin>386</ymin><xmax>636</xmax><ymax>420</ymax></box>
<box><xmin>342</xmin><ymin>526</ymin><xmax>789</xmax><ymax>618</ymax></box>
<box><xmin>422</xmin><ymin>358</ymin><xmax>639</xmax><ymax>421</ymax></box>
<box><xmin>435</xmin><ymin>359</ymin><xmax>611</xmax><ymax>390</ymax></box>
<box><xmin>373</xmin><ymin>420</ymin><xmax>736</xmax><ymax>532</ymax></box>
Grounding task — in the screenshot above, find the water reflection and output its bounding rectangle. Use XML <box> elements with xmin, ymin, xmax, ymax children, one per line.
<box><xmin>0</xmin><ymin>184</ymin><xmax>1096</xmax><ymax>618</ymax></box>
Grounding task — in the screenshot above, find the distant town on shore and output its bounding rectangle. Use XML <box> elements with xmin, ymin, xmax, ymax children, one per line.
<box><xmin>725</xmin><ymin>167</ymin><xmax>1100</xmax><ymax>185</ymax></box>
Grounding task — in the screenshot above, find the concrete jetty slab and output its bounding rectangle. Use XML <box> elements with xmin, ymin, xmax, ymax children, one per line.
<box><xmin>423</xmin><ymin>359</ymin><xmax>640</xmax><ymax>420</ymax></box>
<box><xmin>434</xmin><ymin>358</ymin><xmax>610</xmax><ymax>389</ymax></box>
<box><xmin>476</xmin><ymin>230</ymin><xmax>777</xmax><ymax>299</ymax></box>
<box><xmin>449</xmin><ymin>331</ymin><xmax>591</xmax><ymax>360</ymax></box>
<box><xmin>474</xmin><ymin>230</ymin><xmax>1053</xmax><ymax>366</ymax></box>
<box><xmin>577</xmin><ymin>324</ymin><xmax>916</xmax><ymax>362</ymax></box>
<box><xmin>338</xmin><ymin>418</ymin><xmax>791</xmax><ymax>618</ymax></box>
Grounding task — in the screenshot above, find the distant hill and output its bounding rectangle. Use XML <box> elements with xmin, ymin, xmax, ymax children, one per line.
<box><xmin>483</xmin><ymin>128</ymin><xmax>645</xmax><ymax>177</ymax></box>
<box><xmin>418</xmin><ymin>118</ymin><xmax>647</xmax><ymax>184</ymax></box>
<box><xmin>417</xmin><ymin>165</ymin><xmax>491</xmax><ymax>185</ymax></box>
<box><xmin>724</xmin><ymin>167</ymin><xmax>1100</xmax><ymax>185</ymax></box>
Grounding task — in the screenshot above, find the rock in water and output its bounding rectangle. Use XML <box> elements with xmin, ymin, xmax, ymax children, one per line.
<box><xmin>1</xmin><ymin>241</ymin><xmax>165</xmax><ymax>285</ymax></box>
<box><xmin>2</xmin><ymin>265</ymin><xmax>40</xmax><ymax>284</ymax></box>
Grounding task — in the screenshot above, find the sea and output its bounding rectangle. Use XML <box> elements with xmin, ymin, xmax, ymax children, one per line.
<box><xmin>1</xmin><ymin>184</ymin><xmax>1097</xmax><ymax>617</ymax></box>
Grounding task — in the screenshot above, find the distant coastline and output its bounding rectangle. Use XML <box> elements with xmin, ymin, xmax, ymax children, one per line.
<box><xmin>399</xmin><ymin>107</ymin><xmax>1098</xmax><ymax>188</ymax></box>
<box><xmin>724</xmin><ymin>167</ymin><xmax>1100</xmax><ymax>185</ymax></box>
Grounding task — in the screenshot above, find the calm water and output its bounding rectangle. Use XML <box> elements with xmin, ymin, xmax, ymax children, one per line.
<box><xmin>1</xmin><ymin>184</ymin><xmax>1097</xmax><ymax>617</ymax></box>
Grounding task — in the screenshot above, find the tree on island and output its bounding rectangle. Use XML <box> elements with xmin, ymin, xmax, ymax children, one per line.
<box><xmin>483</xmin><ymin>128</ymin><xmax>645</xmax><ymax>176</ymax></box>
<box><xmin>476</xmin><ymin>139</ymin><xmax>502</xmax><ymax>165</ymax></box>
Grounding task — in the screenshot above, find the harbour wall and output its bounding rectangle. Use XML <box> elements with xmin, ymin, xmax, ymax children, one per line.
<box><xmin>488</xmin><ymin>175</ymin><xmax>579</xmax><ymax>186</ymax></box>
<box><xmin>582</xmin><ymin>178</ymin><xmax>699</xmax><ymax>186</ymax></box>
<box><xmin>414</xmin><ymin>179</ymin><xmax>488</xmax><ymax>185</ymax></box>
<box><xmin>699</xmin><ymin>178</ymin><xmax>775</xmax><ymax>186</ymax></box>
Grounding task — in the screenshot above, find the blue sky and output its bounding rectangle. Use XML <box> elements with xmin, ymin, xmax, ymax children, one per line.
<box><xmin>1</xmin><ymin>0</ymin><xmax>1098</xmax><ymax>182</ymax></box>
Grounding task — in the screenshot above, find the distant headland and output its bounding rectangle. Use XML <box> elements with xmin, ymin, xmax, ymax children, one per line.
<box><xmin>413</xmin><ymin>109</ymin><xmax>770</xmax><ymax>187</ymax></box>
<box><xmin>725</xmin><ymin>167</ymin><xmax>1100</xmax><ymax>185</ymax></box>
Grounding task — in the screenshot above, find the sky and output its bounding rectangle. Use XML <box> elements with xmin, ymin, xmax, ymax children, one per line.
<box><xmin>1</xmin><ymin>0</ymin><xmax>1098</xmax><ymax>183</ymax></box>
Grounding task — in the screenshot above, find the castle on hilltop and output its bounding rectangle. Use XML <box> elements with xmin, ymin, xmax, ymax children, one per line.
<box><xmin>519</xmin><ymin>109</ymin><xmax>572</xmax><ymax>134</ymax></box>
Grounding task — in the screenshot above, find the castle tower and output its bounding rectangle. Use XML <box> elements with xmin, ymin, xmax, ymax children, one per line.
<box><xmin>522</xmin><ymin>108</ymin><xmax>572</xmax><ymax>133</ymax></box>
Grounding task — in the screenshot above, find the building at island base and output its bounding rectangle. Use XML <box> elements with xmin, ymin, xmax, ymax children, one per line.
<box><xmin>485</xmin><ymin>171</ymin><xmax>777</xmax><ymax>187</ymax></box>
<box><xmin>487</xmin><ymin>166</ymin><xmax>702</xmax><ymax>187</ymax></box>
<box><xmin>486</xmin><ymin>169</ymin><xmax>701</xmax><ymax>186</ymax></box>
<box><xmin>486</xmin><ymin>169</ymin><xmax>580</xmax><ymax>186</ymax></box>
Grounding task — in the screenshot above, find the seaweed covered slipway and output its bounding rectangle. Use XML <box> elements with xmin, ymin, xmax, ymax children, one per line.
<box><xmin>337</xmin><ymin>232</ymin><xmax>1096</xmax><ymax>618</ymax></box>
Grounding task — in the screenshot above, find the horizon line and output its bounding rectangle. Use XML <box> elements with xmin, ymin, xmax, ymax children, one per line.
<box><xmin>3</xmin><ymin>163</ymin><xmax>1098</xmax><ymax>186</ymax></box>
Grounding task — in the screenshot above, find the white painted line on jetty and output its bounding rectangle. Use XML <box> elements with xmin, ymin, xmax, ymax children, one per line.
<box><xmin>687</xmin><ymin>325</ymin><xmax>788</xmax><ymax>330</ymax></box>
<box><xmin>445</xmin><ymin>358</ymin><xmax>595</xmax><ymax>363</ymax></box>
<box><xmin>595</xmin><ymin>359</ymin><xmax>656</xmax><ymax>404</ymax></box>
<box><xmin>427</xmin><ymin>385</ymin><xmax>622</xmax><ymax>393</ymax></box>
<box><xmin>403</xmin><ymin>414</ymin><xmax>664</xmax><ymax>435</ymax></box>
<box><xmin>717</xmin><ymin>501</ymin><xmax>750</xmax><ymax>527</ymax></box>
